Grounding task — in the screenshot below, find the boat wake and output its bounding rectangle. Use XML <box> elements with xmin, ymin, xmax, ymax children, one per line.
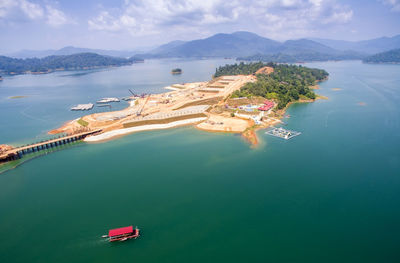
<box><xmin>67</xmin><ymin>236</ymin><xmax>109</xmax><ymax>250</ymax></box>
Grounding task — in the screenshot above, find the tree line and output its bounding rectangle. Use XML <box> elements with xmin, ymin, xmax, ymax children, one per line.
<box><xmin>0</xmin><ymin>53</ymin><xmax>142</xmax><ymax>74</ymax></box>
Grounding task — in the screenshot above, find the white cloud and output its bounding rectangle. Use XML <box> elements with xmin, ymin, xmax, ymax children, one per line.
<box><xmin>20</xmin><ymin>0</ymin><xmax>44</xmax><ymax>19</ymax></box>
<box><xmin>381</xmin><ymin>0</ymin><xmax>400</xmax><ymax>11</ymax></box>
<box><xmin>0</xmin><ymin>0</ymin><xmax>71</xmax><ymax>27</ymax></box>
<box><xmin>46</xmin><ymin>5</ymin><xmax>69</xmax><ymax>27</ymax></box>
<box><xmin>245</xmin><ymin>0</ymin><xmax>354</xmax><ymax>39</ymax></box>
<box><xmin>88</xmin><ymin>0</ymin><xmax>243</xmax><ymax>35</ymax></box>
<box><xmin>88</xmin><ymin>11</ymin><xmax>122</xmax><ymax>31</ymax></box>
<box><xmin>87</xmin><ymin>0</ymin><xmax>353</xmax><ymax>39</ymax></box>
<box><xmin>0</xmin><ymin>0</ymin><xmax>20</xmax><ymax>19</ymax></box>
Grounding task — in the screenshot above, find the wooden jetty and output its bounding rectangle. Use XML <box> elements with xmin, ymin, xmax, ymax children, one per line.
<box><xmin>0</xmin><ymin>129</ymin><xmax>102</xmax><ymax>163</ymax></box>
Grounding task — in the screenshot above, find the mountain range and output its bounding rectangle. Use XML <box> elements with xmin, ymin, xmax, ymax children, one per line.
<box><xmin>311</xmin><ymin>35</ymin><xmax>400</xmax><ymax>54</ymax></box>
<box><xmin>137</xmin><ymin>31</ymin><xmax>400</xmax><ymax>60</ymax></box>
<box><xmin>3</xmin><ymin>31</ymin><xmax>400</xmax><ymax>62</ymax></box>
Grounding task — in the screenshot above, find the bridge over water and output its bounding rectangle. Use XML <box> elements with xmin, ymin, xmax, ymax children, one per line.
<box><xmin>0</xmin><ymin>129</ymin><xmax>102</xmax><ymax>163</ymax></box>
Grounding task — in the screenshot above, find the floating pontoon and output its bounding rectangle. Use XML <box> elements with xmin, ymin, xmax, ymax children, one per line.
<box><xmin>70</xmin><ymin>103</ymin><xmax>94</xmax><ymax>111</ymax></box>
<box><xmin>265</xmin><ymin>127</ymin><xmax>301</xmax><ymax>140</ymax></box>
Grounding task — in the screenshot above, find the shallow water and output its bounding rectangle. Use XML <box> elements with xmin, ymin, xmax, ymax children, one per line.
<box><xmin>0</xmin><ymin>60</ymin><xmax>399</xmax><ymax>263</ymax></box>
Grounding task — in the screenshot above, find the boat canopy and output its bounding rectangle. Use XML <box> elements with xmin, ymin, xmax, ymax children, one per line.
<box><xmin>109</xmin><ymin>226</ymin><xmax>133</xmax><ymax>237</ymax></box>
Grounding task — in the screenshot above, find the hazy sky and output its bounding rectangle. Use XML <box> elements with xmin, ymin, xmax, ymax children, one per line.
<box><xmin>0</xmin><ymin>0</ymin><xmax>399</xmax><ymax>52</ymax></box>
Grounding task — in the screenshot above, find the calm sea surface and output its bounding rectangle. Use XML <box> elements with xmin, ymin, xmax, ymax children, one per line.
<box><xmin>0</xmin><ymin>60</ymin><xmax>399</xmax><ymax>263</ymax></box>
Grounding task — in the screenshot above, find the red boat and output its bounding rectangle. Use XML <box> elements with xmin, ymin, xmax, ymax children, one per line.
<box><xmin>106</xmin><ymin>226</ymin><xmax>140</xmax><ymax>242</ymax></box>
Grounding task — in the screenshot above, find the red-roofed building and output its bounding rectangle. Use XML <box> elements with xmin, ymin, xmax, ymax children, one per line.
<box><xmin>258</xmin><ymin>100</ymin><xmax>274</xmax><ymax>111</ymax></box>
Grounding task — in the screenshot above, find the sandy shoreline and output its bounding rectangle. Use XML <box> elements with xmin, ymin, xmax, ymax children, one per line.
<box><xmin>84</xmin><ymin>117</ymin><xmax>207</xmax><ymax>142</ymax></box>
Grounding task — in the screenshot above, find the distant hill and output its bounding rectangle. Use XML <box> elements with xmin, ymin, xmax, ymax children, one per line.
<box><xmin>0</xmin><ymin>53</ymin><xmax>142</xmax><ymax>74</ymax></box>
<box><xmin>311</xmin><ymin>35</ymin><xmax>400</xmax><ymax>54</ymax></box>
<box><xmin>363</xmin><ymin>48</ymin><xmax>400</xmax><ymax>63</ymax></box>
<box><xmin>237</xmin><ymin>50</ymin><xmax>365</xmax><ymax>63</ymax></box>
<box><xmin>137</xmin><ymin>31</ymin><xmax>282</xmax><ymax>58</ymax></box>
<box><xmin>147</xmin><ymin>40</ymin><xmax>187</xmax><ymax>55</ymax></box>
<box><xmin>6</xmin><ymin>46</ymin><xmax>149</xmax><ymax>59</ymax></box>
<box><xmin>280</xmin><ymin>39</ymin><xmax>338</xmax><ymax>54</ymax></box>
<box><xmin>6</xmin><ymin>49</ymin><xmax>57</xmax><ymax>59</ymax></box>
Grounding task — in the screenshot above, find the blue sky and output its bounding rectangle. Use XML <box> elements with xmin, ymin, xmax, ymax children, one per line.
<box><xmin>0</xmin><ymin>0</ymin><xmax>399</xmax><ymax>52</ymax></box>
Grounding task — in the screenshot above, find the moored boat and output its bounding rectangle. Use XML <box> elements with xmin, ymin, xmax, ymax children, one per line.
<box><xmin>97</xmin><ymin>97</ymin><xmax>120</xmax><ymax>103</ymax></box>
<box><xmin>105</xmin><ymin>226</ymin><xmax>140</xmax><ymax>242</ymax></box>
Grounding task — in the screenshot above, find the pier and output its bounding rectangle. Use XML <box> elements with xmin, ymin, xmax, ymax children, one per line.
<box><xmin>0</xmin><ymin>129</ymin><xmax>102</xmax><ymax>163</ymax></box>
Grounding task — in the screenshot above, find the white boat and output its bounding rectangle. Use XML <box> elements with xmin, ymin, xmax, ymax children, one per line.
<box><xmin>97</xmin><ymin>97</ymin><xmax>120</xmax><ymax>103</ymax></box>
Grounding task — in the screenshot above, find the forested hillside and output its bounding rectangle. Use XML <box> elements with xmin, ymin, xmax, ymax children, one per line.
<box><xmin>0</xmin><ymin>53</ymin><xmax>142</xmax><ymax>74</ymax></box>
<box><xmin>363</xmin><ymin>49</ymin><xmax>400</xmax><ymax>63</ymax></box>
<box><xmin>215</xmin><ymin>62</ymin><xmax>328</xmax><ymax>109</ymax></box>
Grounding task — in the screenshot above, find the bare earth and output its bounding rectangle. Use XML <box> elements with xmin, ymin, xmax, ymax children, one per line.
<box><xmin>48</xmin><ymin>73</ymin><xmax>318</xmax><ymax>147</ymax></box>
<box><xmin>196</xmin><ymin>113</ymin><xmax>249</xmax><ymax>133</ymax></box>
<box><xmin>255</xmin><ymin>66</ymin><xmax>274</xmax><ymax>75</ymax></box>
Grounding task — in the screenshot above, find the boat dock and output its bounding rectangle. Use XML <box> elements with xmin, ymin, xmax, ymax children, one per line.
<box><xmin>265</xmin><ymin>127</ymin><xmax>301</xmax><ymax>140</ymax></box>
<box><xmin>0</xmin><ymin>129</ymin><xmax>102</xmax><ymax>163</ymax></box>
<box><xmin>70</xmin><ymin>103</ymin><xmax>94</xmax><ymax>111</ymax></box>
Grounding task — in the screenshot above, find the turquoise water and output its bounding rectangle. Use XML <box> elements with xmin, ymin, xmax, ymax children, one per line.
<box><xmin>0</xmin><ymin>60</ymin><xmax>400</xmax><ymax>262</ymax></box>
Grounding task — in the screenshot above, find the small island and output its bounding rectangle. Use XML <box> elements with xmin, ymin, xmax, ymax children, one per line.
<box><xmin>0</xmin><ymin>75</ymin><xmax>3</xmax><ymax>80</ymax></box>
<box><xmin>171</xmin><ymin>68</ymin><xmax>182</xmax><ymax>74</ymax></box>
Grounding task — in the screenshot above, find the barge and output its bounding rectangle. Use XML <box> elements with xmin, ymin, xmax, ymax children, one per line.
<box><xmin>70</xmin><ymin>103</ymin><xmax>94</xmax><ymax>111</ymax></box>
<box><xmin>106</xmin><ymin>226</ymin><xmax>140</xmax><ymax>242</ymax></box>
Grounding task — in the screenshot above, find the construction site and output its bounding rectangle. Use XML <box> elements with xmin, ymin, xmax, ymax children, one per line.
<box><xmin>0</xmin><ymin>67</ymin><xmax>288</xmax><ymax>163</ymax></box>
<box><xmin>47</xmin><ymin>69</ymin><xmax>282</xmax><ymax>145</ymax></box>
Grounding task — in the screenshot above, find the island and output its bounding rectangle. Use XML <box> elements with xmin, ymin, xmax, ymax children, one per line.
<box><xmin>171</xmin><ymin>68</ymin><xmax>182</xmax><ymax>74</ymax></box>
<box><xmin>0</xmin><ymin>53</ymin><xmax>144</xmax><ymax>75</ymax></box>
<box><xmin>0</xmin><ymin>75</ymin><xmax>3</xmax><ymax>80</ymax></box>
<box><xmin>49</xmin><ymin>62</ymin><xmax>328</xmax><ymax>146</ymax></box>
